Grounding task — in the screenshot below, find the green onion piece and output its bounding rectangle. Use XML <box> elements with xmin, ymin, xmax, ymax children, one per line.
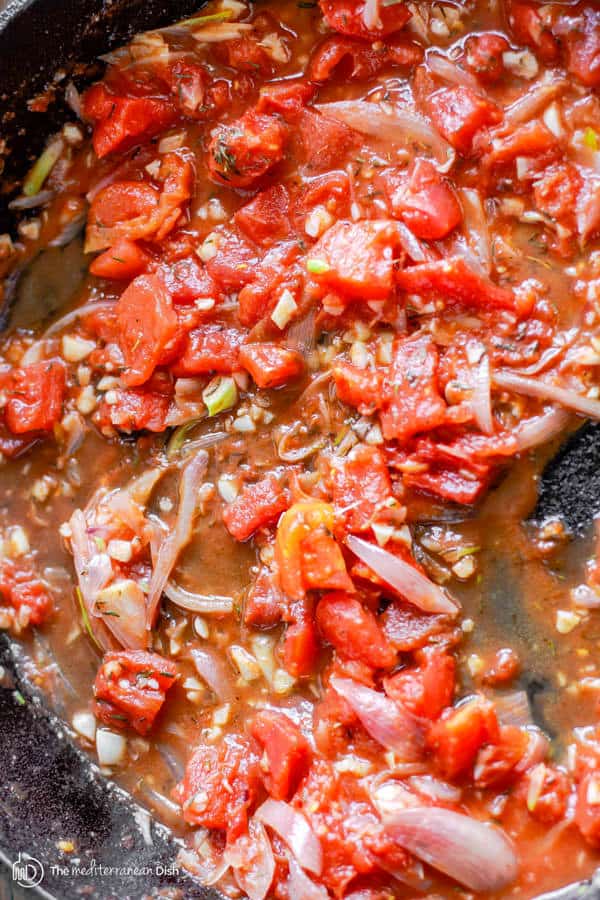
<box><xmin>23</xmin><ymin>137</ymin><xmax>64</xmax><ymax>197</ymax></box>
<box><xmin>306</xmin><ymin>258</ymin><xmax>330</xmax><ymax>275</ymax></box>
<box><xmin>75</xmin><ymin>586</ymin><xmax>102</xmax><ymax>651</ymax></box>
<box><xmin>13</xmin><ymin>690</ymin><xmax>26</xmax><ymax>706</ymax></box>
<box><xmin>173</xmin><ymin>9</ymin><xmax>233</xmax><ymax>29</ymax></box>
<box><xmin>584</xmin><ymin>127</ymin><xmax>599</xmax><ymax>151</ymax></box>
<box><xmin>202</xmin><ymin>376</ymin><xmax>238</xmax><ymax>417</ymax></box>
<box><xmin>167</xmin><ymin>417</ymin><xmax>204</xmax><ymax>458</ymax></box>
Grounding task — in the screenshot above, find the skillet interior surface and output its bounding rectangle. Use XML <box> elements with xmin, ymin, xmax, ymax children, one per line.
<box><xmin>1</xmin><ymin>1</ymin><xmax>600</xmax><ymax>898</ymax></box>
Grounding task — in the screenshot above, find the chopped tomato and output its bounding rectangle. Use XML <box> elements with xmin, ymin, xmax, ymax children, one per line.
<box><xmin>331</xmin><ymin>445</ymin><xmax>392</xmax><ymax>533</ymax></box>
<box><xmin>282</xmin><ymin>596</ymin><xmax>320</xmax><ymax>677</ymax></box>
<box><xmin>90</xmin><ymin>238</ymin><xmax>150</xmax><ymax>280</ymax></box>
<box><xmin>473</xmin><ymin>725</ymin><xmax>530</xmax><ymax>788</ymax></box>
<box><xmin>294</xmin><ymin>108</ymin><xmax>359</xmax><ymax>173</ymax></box>
<box><xmin>208</xmin><ymin>110</ymin><xmax>287</xmax><ymax>188</ymax></box>
<box><xmin>562</xmin><ymin>7</ymin><xmax>600</xmax><ymax>87</ymax></box>
<box><xmin>310</xmin><ymin>220</ymin><xmax>401</xmax><ymax>300</ymax></box>
<box><xmin>464</xmin><ymin>32</ymin><xmax>509</xmax><ymax>83</ymax></box>
<box><xmin>93</xmin><ymin>650</ymin><xmax>177</xmax><ymax>735</ymax></box>
<box><xmin>396</xmin><ymin>257</ymin><xmax>522</xmax><ymax>313</ymax></box>
<box><xmin>239</xmin><ymin>344</ymin><xmax>304</xmax><ymax>389</ymax></box>
<box><xmin>172</xmin><ymin>325</ymin><xmax>243</xmax><ymax>376</ymax></box>
<box><xmin>319</xmin><ymin>0</ymin><xmax>411</xmax><ymax>39</ymax></box>
<box><xmin>427</xmin><ymin>697</ymin><xmax>499</xmax><ymax>780</ymax></box>
<box><xmin>223</xmin><ymin>475</ymin><xmax>290</xmax><ymax>542</ymax></box>
<box><xmin>157</xmin><ymin>256</ymin><xmax>219</xmax><ymax>305</ymax></box>
<box><xmin>381</xmin><ymin>600</ymin><xmax>453</xmax><ymax>652</ymax></box>
<box><xmin>301</xmin><ymin>528</ymin><xmax>355</xmax><ymax>593</ymax></box>
<box><xmin>165</xmin><ymin>60</ymin><xmax>210</xmax><ymax>118</ymax></box>
<box><xmin>117</xmin><ymin>273</ymin><xmax>180</xmax><ymax>387</ymax></box>
<box><xmin>379</xmin><ymin>335</ymin><xmax>446</xmax><ymax>443</ymax></box>
<box><xmin>237</xmin><ymin>242</ymin><xmax>302</xmax><ymax>327</ymax></box>
<box><xmin>483</xmin><ymin>647</ymin><xmax>521</xmax><ymax>686</ymax></box>
<box><xmin>534</xmin><ymin>162</ymin><xmax>583</xmax><ymax>231</ymax></box>
<box><xmin>508</xmin><ymin>1</ymin><xmax>559</xmax><ymax>61</ymax></box>
<box><xmin>234</xmin><ymin>184</ymin><xmax>292</xmax><ymax>247</ymax></box>
<box><xmin>205</xmin><ymin>227</ymin><xmax>258</xmax><ymax>293</ymax></box>
<box><xmin>5</xmin><ymin>360</ymin><xmax>66</xmax><ymax>434</ymax></box>
<box><xmin>426</xmin><ymin>86</ymin><xmax>503</xmax><ymax>154</ymax></box>
<box><xmin>250</xmin><ymin>710</ymin><xmax>312</xmax><ymax>800</ymax></box>
<box><xmin>102</xmin><ymin>380</ymin><xmax>172</xmax><ymax>433</ymax></box>
<box><xmin>384</xmin><ymin>646</ymin><xmax>455</xmax><ymax>719</ymax></box>
<box><xmin>173</xmin><ymin>734</ymin><xmax>261</xmax><ymax>841</ymax></box>
<box><xmin>483</xmin><ymin>120</ymin><xmax>559</xmax><ymax>169</ymax></box>
<box><xmin>332</xmin><ymin>363</ymin><xmax>384</xmax><ymax>415</ymax></box>
<box><xmin>308</xmin><ymin>34</ymin><xmax>422</xmax><ymax>82</ymax></box>
<box><xmin>256</xmin><ymin>80</ymin><xmax>316</xmax><ymax>117</ymax></box>
<box><xmin>316</xmin><ymin>591</ymin><xmax>396</xmax><ymax>669</ymax></box>
<box><xmin>0</xmin><ymin>559</ymin><xmax>53</xmax><ymax>627</ymax></box>
<box><xmin>524</xmin><ymin>764</ymin><xmax>570</xmax><ymax>825</ymax></box>
<box><xmin>383</xmin><ymin>158</ymin><xmax>462</xmax><ymax>240</ymax></box>
<box><xmin>244</xmin><ymin>568</ymin><xmax>285</xmax><ymax>629</ymax></box>
<box><xmin>275</xmin><ymin>500</ymin><xmax>335</xmax><ymax>599</ymax></box>
<box><xmin>576</xmin><ymin>770</ymin><xmax>600</xmax><ymax>847</ymax></box>
<box><xmin>82</xmin><ymin>83</ymin><xmax>177</xmax><ymax>158</ymax></box>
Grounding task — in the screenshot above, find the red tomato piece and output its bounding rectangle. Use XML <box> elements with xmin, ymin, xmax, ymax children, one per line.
<box><xmin>234</xmin><ymin>184</ymin><xmax>292</xmax><ymax>247</ymax></box>
<box><xmin>483</xmin><ymin>647</ymin><xmax>521</xmax><ymax>686</ymax></box>
<box><xmin>223</xmin><ymin>475</ymin><xmax>290</xmax><ymax>542</ymax></box>
<box><xmin>483</xmin><ymin>120</ymin><xmax>559</xmax><ymax>169</ymax></box>
<box><xmin>396</xmin><ymin>256</ymin><xmax>521</xmax><ymax>313</ymax></box>
<box><xmin>5</xmin><ymin>360</ymin><xmax>66</xmax><ymax>434</ymax></box>
<box><xmin>310</xmin><ymin>220</ymin><xmax>401</xmax><ymax>300</ymax></box>
<box><xmin>427</xmin><ymin>697</ymin><xmax>499</xmax><ymax>780</ymax></box>
<box><xmin>93</xmin><ymin>650</ymin><xmax>177</xmax><ymax>735</ymax></box>
<box><xmin>244</xmin><ymin>568</ymin><xmax>285</xmax><ymax>629</ymax></box>
<box><xmin>158</xmin><ymin>256</ymin><xmax>219</xmax><ymax>305</ymax></box>
<box><xmin>165</xmin><ymin>60</ymin><xmax>210</xmax><ymax>118</ymax></box>
<box><xmin>308</xmin><ymin>34</ymin><xmax>422</xmax><ymax>82</ymax></box>
<box><xmin>524</xmin><ymin>764</ymin><xmax>570</xmax><ymax>825</ymax></box>
<box><xmin>205</xmin><ymin>227</ymin><xmax>258</xmax><ymax>293</ymax></box>
<box><xmin>0</xmin><ymin>559</ymin><xmax>53</xmax><ymax>627</ymax></box>
<box><xmin>294</xmin><ymin>108</ymin><xmax>359</xmax><ymax>173</ymax></box>
<box><xmin>173</xmin><ymin>734</ymin><xmax>261</xmax><ymax>841</ymax></box>
<box><xmin>332</xmin><ymin>363</ymin><xmax>384</xmax><ymax>415</ymax></box>
<box><xmin>82</xmin><ymin>83</ymin><xmax>177</xmax><ymax>158</ymax></box>
<box><xmin>473</xmin><ymin>725</ymin><xmax>530</xmax><ymax>788</ymax></box>
<box><xmin>404</xmin><ymin>460</ymin><xmax>492</xmax><ymax>506</ymax></box>
<box><xmin>508</xmin><ymin>1</ymin><xmax>560</xmax><ymax>62</ymax></box>
<box><xmin>379</xmin><ymin>335</ymin><xmax>446</xmax><ymax>443</ymax></box>
<box><xmin>237</xmin><ymin>242</ymin><xmax>302</xmax><ymax>327</ymax></box>
<box><xmin>576</xmin><ymin>770</ymin><xmax>600</xmax><ymax>847</ymax></box>
<box><xmin>383</xmin><ymin>158</ymin><xmax>462</xmax><ymax>240</ymax></box>
<box><xmin>534</xmin><ymin>162</ymin><xmax>583</xmax><ymax>231</ymax></box>
<box><xmin>250</xmin><ymin>710</ymin><xmax>312</xmax><ymax>800</ymax></box>
<box><xmin>256</xmin><ymin>80</ymin><xmax>316</xmax><ymax>118</ymax></box>
<box><xmin>384</xmin><ymin>646</ymin><xmax>455</xmax><ymax>719</ymax></box>
<box><xmin>208</xmin><ymin>110</ymin><xmax>287</xmax><ymax>188</ymax></box>
<box><xmin>239</xmin><ymin>344</ymin><xmax>304</xmax><ymax>389</ymax></box>
<box><xmin>427</xmin><ymin>86</ymin><xmax>503</xmax><ymax>154</ymax></box>
<box><xmin>282</xmin><ymin>597</ymin><xmax>320</xmax><ymax>678</ymax></box>
<box><xmin>319</xmin><ymin>0</ymin><xmax>411</xmax><ymax>39</ymax></box>
<box><xmin>381</xmin><ymin>600</ymin><xmax>454</xmax><ymax>652</ymax></box>
<box><xmin>103</xmin><ymin>381</ymin><xmax>172</xmax><ymax>434</ymax></box>
<box><xmin>562</xmin><ymin>7</ymin><xmax>600</xmax><ymax>87</ymax></box>
<box><xmin>317</xmin><ymin>591</ymin><xmax>396</xmax><ymax>668</ymax></box>
<box><xmin>300</xmin><ymin>529</ymin><xmax>355</xmax><ymax>593</ymax></box>
<box><xmin>117</xmin><ymin>274</ymin><xmax>180</xmax><ymax>387</ymax></box>
<box><xmin>331</xmin><ymin>444</ymin><xmax>392</xmax><ymax>533</ymax></box>
<box><xmin>172</xmin><ymin>325</ymin><xmax>243</xmax><ymax>376</ymax></box>
<box><xmin>89</xmin><ymin>238</ymin><xmax>150</xmax><ymax>280</ymax></box>
<box><xmin>464</xmin><ymin>33</ymin><xmax>509</xmax><ymax>83</ymax></box>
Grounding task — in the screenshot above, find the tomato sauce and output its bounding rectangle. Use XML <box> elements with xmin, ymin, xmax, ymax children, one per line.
<box><xmin>3</xmin><ymin>0</ymin><xmax>600</xmax><ymax>897</ymax></box>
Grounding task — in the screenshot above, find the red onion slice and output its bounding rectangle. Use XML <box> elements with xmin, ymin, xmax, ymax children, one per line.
<box><xmin>512</xmin><ymin>407</ymin><xmax>570</xmax><ymax>452</ymax></box>
<box><xmin>372</xmin><ymin>797</ymin><xmax>519</xmax><ymax>892</ymax></box>
<box><xmin>330</xmin><ymin>676</ymin><xmax>423</xmax><ymax>760</ymax></box>
<box><xmin>164</xmin><ymin>580</ymin><xmax>234</xmax><ymax>614</ymax></box>
<box><xmin>494</xmin><ymin>690</ymin><xmax>531</xmax><ymax>728</ymax></box>
<box><xmin>494</xmin><ymin>370</ymin><xmax>600</xmax><ymax>420</ymax></box>
<box><xmin>191</xmin><ymin>647</ymin><xmax>234</xmax><ymax>701</ymax></box>
<box><xmin>287</xmin><ymin>857</ymin><xmax>329</xmax><ymax>900</ymax></box>
<box><xmin>427</xmin><ymin>53</ymin><xmax>481</xmax><ymax>91</ymax></box>
<box><xmin>226</xmin><ymin>820</ymin><xmax>275</xmax><ymax>900</ymax></box>
<box><xmin>346</xmin><ymin>535</ymin><xmax>458</xmax><ymax>615</ymax></box>
<box><xmin>255</xmin><ymin>799</ymin><xmax>323</xmax><ymax>876</ymax></box>
<box><xmin>362</xmin><ymin>0</ymin><xmax>382</xmax><ymax>31</ymax></box>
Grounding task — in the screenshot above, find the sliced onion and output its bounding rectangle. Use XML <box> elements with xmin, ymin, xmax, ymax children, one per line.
<box><xmin>65</xmin><ymin>82</ymin><xmax>82</xmax><ymax>118</ymax></box>
<box><xmin>226</xmin><ymin>820</ymin><xmax>275</xmax><ymax>900</ymax></box>
<box><xmin>504</xmin><ymin>73</ymin><xmax>567</xmax><ymax>126</ymax></box>
<box><xmin>460</xmin><ymin>188</ymin><xmax>491</xmax><ymax>274</ymax></box>
<box><xmin>467</xmin><ymin>343</ymin><xmax>493</xmax><ymax>435</ymax></box>
<box><xmin>372</xmin><ymin>798</ymin><xmax>519</xmax><ymax>893</ymax></box>
<box><xmin>408</xmin><ymin>775</ymin><xmax>462</xmax><ymax>804</ymax></box>
<box><xmin>395</xmin><ymin>221</ymin><xmax>430</xmax><ymax>263</ymax></box>
<box><xmin>512</xmin><ymin>407</ymin><xmax>570</xmax><ymax>452</ymax></box>
<box><xmin>330</xmin><ymin>676</ymin><xmax>423</xmax><ymax>761</ymax></box>
<box><xmin>95</xmin><ymin>579</ymin><xmax>148</xmax><ymax>650</ymax></box>
<box><xmin>493</xmin><ymin>370</ymin><xmax>600</xmax><ymax>420</ymax></box>
<box><xmin>193</xmin><ymin>22</ymin><xmax>254</xmax><ymax>42</ymax></box>
<box><xmin>427</xmin><ymin>53</ymin><xmax>481</xmax><ymax>90</ymax></box>
<box><xmin>9</xmin><ymin>189</ymin><xmax>54</xmax><ymax>211</ymax></box>
<box><xmin>42</xmin><ymin>301</ymin><xmax>117</xmax><ymax>338</ymax></box>
<box><xmin>346</xmin><ymin>535</ymin><xmax>458</xmax><ymax>615</ymax></box>
<box><xmin>362</xmin><ymin>0</ymin><xmax>382</xmax><ymax>31</ymax></box>
<box><xmin>316</xmin><ymin>100</ymin><xmax>452</xmax><ymax>165</ymax></box>
<box><xmin>494</xmin><ymin>690</ymin><xmax>532</xmax><ymax>728</ymax></box>
<box><xmin>147</xmin><ymin>450</ymin><xmax>208</xmax><ymax>626</ymax></box>
<box><xmin>287</xmin><ymin>857</ymin><xmax>329</xmax><ymax>900</ymax></box>
<box><xmin>571</xmin><ymin>583</ymin><xmax>600</xmax><ymax>609</ymax></box>
<box><xmin>177</xmin><ymin>847</ymin><xmax>230</xmax><ymax>885</ymax></box>
<box><xmin>515</xmin><ymin>728</ymin><xmax>550</xmax><ymax>773</ymax></box>
<box><xmin>255</xmin><ymin>799</ymin><xmax>323</xmax><ymax>876</ymax></box>
<box><xmin>69</xmin><ymin>509</ymin><xmax>114</xmax><ymax>650</ymax></box>
<box><xmin>190</xmin><ymin>647</ymin><xmax>234</xmax><ymax>701</ymax></box>
<box><xmin>164</xmin><ymin>581</ymin><xmax>234</xmax><ymax>614</ymax></box>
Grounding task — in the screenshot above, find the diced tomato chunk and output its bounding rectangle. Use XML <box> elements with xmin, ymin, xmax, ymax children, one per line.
<box><xmin>283</xmin><ymin>597</ymin><xmax>320</xmax><ymax>678</ymax></box>
<box><xmin>562</xmin><ymin>7</ymin><xmax>600</xmax><ymax>87</ymax></box>
<box><xmin>117</xmin><ymin>274</ymin><xmax>180</xmax><ymax>387</ymax></box>
<box><xmin>384</xmin><ymin>646</ymin><xmax>455</xmax><ymax>719</ymax></box>
<box><xmin>383</xmin><ymin>158</ymin><xmax>462</xmax><ymax>240</ymax></box>
<box><xmin>237</xmin><ymin>242</ymin><xmax>302</xmax><ymax>327</ymax></box>
<box><xmin>379</xmin><ymin>335</ymin><xmax>446</xmax><ymax>443</ymax></box>
<box><xmin>426</xmin><ymin>86</ymin><xmax>503</xmax><ymax>154</ymax></box>
<box><xmin>82</xmin><ymin>83</ymin><xmax>177</xmax><ymax>158</ymax></box>
<box><xmin>234</xmin><ymin>184</ymin><xmax>292</xmax><ymax>247</ymax></box>
<box><xmin>317</xmin><ymin>592</ymin><xmax>396</xmax><ymax>669</ymax></box>
<box><xmin>244</xmin><ymin>568</ymin><xmax>285</xmax><ymax>629</ymax></box>
<box><xmin>173</xmin><ymin>734</ymin><xmax>261</xmax><ymax>841</ymax></box>
<box><xmin>208</xmin><ymin>110</ymin><xmax>287</xmax><ymax>188</ymax></box>
<box><xmin>483</xmin><ymin>120</ymin><xmax>559</xmax><ymax>169</ymax></box>
<box><xmin>90</xmin><ymin>238</ymin><xmax>150</xmax><ymax>280</ymax></box>
<box><xmin>331</xmin><ymin>445</ymin><xmax>392</xmax><ymax>533</ymax></box>
<box><xmin>158</xmin><ymin>256</ymin><xmax>219</xmax><ymax>305</ymax></box>
<box><xmin>508</xmin><ymin>1</ymin><xmax>559</xmax><ymax>62</ymax></box>
<box><xmin>0</xmin><ymin>559</ymin><xmax>53</xmax><ymax>627</ymax></box>
<box><xmin>256</xmin><ymin>80</ymin><xmax>316</xmax><ymax>118</ymax></box>
<box><xmin>524</xmin><ymin>764</ymin><xmax>570</xmax><ymax>825</ymax></box>
<box><xmin>294</xmin><ymin>108</ymin><xmax>359</xmax><ymax>173</ymax></box>
<box><xmin>319</xmin><ymin>0</ymin><xmax>411</xmax><ymax>39</ymax></box>
<box><xmin>381</xmin><ymin>600</ymin><xmax>453</xmax><ymax>652</ymax></box>
<box><xmin>205</xmin><ymin>227</ymin><xmax>257</xmax><ymax>293</ymax></box>
<box><xmin>396</xmin><ymin>257</ymin><xmax>522</xmax><ymax>313</ymax></box>
<box><xmin>464</xmin><ymin>32</ymin><xmax>509</xmax><ymax>83</ymax></box>
<box><xmin>309</xmin><ymin>34</ymin><xmax>422</xmax><ymax>82</ymax></box>
<box><xmin>473</xmin><ymin>725</ymin><xmax>530</xmax><ymax>788</ymax></box>
<box><xmin>223</xmin><ymin>475</ymin><xmax>290</xmax><ymax>542</ymax></box>
<box><xmin>102</xmin><ymin>381</ymin><xmax>172</xmax><ymax>433</ymax></box>
<box><xmin>427</xmin><ymin>697</ymin><xmax>499</xmax><ymax>780</ymax></box>
<box><xmin>576</xmin><ymin>770</ymin><xmax>600</xmax><ymax>847</ymax></box>
<box><xmin>301</xmin><ymin>529</ymin><xmax>355</xmax><ymax>593</ymax></box>
<box><xmin>250</xmin><ymin>710</ymin><xmax>312</xmax><ymax>800</ymax></box>
<box><xmin>5</xmin><ymin>360</ymin><xmax>66</xmax><ymax>434</ymax></box>
<box><xmin>332</xmin><ymin>363</ymin><xmax>384</xmax><ymax>415</ymax></box>
<box><xmin>534</xmin><ymin>162</ymin><xmax>583</xmax><ymax>230</ymax></box>
<box><xmin>310</xmin><ymin>220</ymin><xmax>401</xmax><ymax>300</ymax></box>
<box><xmin>173</xmin><ymin>325</ymin><xmax>243</xmax><ymax>376</ymax></box>
<box><xmin>93</xmin><ymin>650</ymin><xmax>177</xmax><ymax>735</ymax></box>
<box><xmin>239</xmin><ymin>344</ymin><xmax>304</xmax><ymax>389</ymax></box>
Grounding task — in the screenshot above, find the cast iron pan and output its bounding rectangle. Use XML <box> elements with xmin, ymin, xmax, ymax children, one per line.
<box><xmin>0</xmin><ymin>2</ymin><xmax>600</xmax><ymax>898</ymax></box>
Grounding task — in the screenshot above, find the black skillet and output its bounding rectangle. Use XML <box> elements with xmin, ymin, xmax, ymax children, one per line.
<box><xmin>0</xmin><ymin>1</ymin><xmax>600</xmax><ymax>897</ymax></box>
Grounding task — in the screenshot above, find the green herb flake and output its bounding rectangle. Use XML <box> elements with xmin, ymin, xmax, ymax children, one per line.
<box><xmin>306</xmin><ymin>258</ymin><xmax>330</xmax><ymax>275</ymax></box>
